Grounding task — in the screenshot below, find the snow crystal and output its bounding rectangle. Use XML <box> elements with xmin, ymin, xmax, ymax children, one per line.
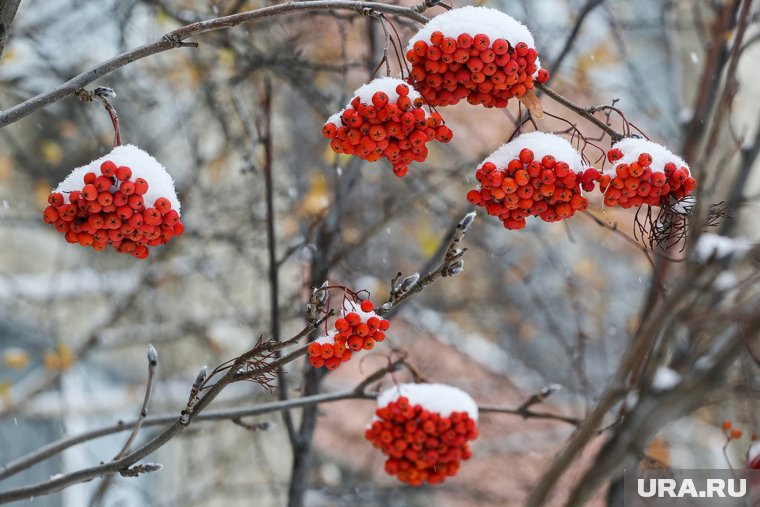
<box><xmin>324</xmin><ymin>77</ymin><xmax>421</xmax><ymax>127</ymax></box>
<box><xmin>713</xmin><ymin>271</ymin><xmax>737</xmax><ymax>291</ymax></box>
<box><xmin>695</xmin><ymin>233</ymin><xmax>752</xmax><ymax>262</ymax></box>
<box><xmin>482</xmin><ymin>131</ymin><xmax>584</xmax><ymax>172</ymax></box>
<box><xmin>671</xmin><ymin>195</ymin><xmax>695</xmax><ymax>214</ymax></box>
<box><xmin>408</xmin><ymin>6</ymin><xmax>536</xmax><ymax>56</ymax></box>
<box><xmin>352</xmin><ymin>76</ymin><xmax>421</xmax><ymax>105</ymax></box>
<box><xmin>608</xmin><ymin>138</ymin><xmax>689</xmax><ymax>175</ymax></box>
<box><xmin>377</xmin><ymin>383</ymin><xmax>478</xmax><ymax>421</ymax></box>
<box><xmin>342</xmin><ymin>300</ymin><xmax>380</xmax><ymax>322</ymax></box>
<box><xmin>54</xmin><ymin>144</ymin><xmax>181</xmax><ymax>214</ymax></box>
<box><xmin>314</xmin><ymin>331</ymin><xmax>338</xmax><ymax>346</ymax></box>
<box><xmin>651</xmin><ymin>367</ymin><xmax>680</xmax><ymax>391</ymax></box>
<box><xmin>678</xmin><ymin>108</ymin><xmax>694</xmax><ymax>124</ymax></box>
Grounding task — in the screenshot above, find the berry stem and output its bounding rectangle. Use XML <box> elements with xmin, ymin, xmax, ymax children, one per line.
<box><xmin>97</xmin><ymin>95</ymin><xmax>122</xmax><ymax>147</ymax></box>
<box><xmin>535</xmin><ymin>82</ymin><xmax>625</xmax><ymax>144</ymax></box>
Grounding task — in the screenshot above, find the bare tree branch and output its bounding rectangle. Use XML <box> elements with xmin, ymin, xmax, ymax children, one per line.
<box><xmin>0</xmin><ymin>0</ymin><xmax>431</xmax><ymax>129</ymax></box>
<box><xmin>0</xmin><ymin>0</ymin><xmax>21</xmax><ymax>59</ymax></box>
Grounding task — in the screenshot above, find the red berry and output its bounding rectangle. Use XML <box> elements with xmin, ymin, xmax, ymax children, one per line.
<box><xmin>120</xmin><ymin>181</ymin><xmax>135</xmax><ymax>196</ymax></box>
<box><xmin>154</xmin><ymin>197</ymin><xmax>172</xmax><ymax>214</ymax></box>
<box><xmin>322</xmin><ymin>123</ymin><xmax>337</xmax><ymax>138</ymax></box>
<box><xmin>48</xmin><ymin>192</ymin><xmax>64</xmax><ymax>206</ymax></box>
<box><xmin>143</xmin><ymin>208</ymin><xmax>162</xmax><ymax>226</ymax></box>
<box><xmin>372</xmin><ymin>91</ymin><xmax>389</xmax><ymax>108</ymax></box>
<box><xmin>100</xmin><ymin>160</ymin><xmax>117</xmax><ymax>176</ymax></box>
<box><xmin>134</xmin><ymin>178</ymin><xmax>149</xmax><ymax>195</ymax></box>
<box><xmin>116</xmin><ymin>166</ymin><xmax>132</xmax><ymax>181</ymax></box>
<box><xmin>82</xmin><ymin>184</ymin><xmax>98</xmax><ymax>201</ymax></box>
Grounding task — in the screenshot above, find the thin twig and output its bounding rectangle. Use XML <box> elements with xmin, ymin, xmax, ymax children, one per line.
<box><xmin>87</xmin><ymin>345</ymin><xmax>158</xmax><ymax>506</ymax></box>
<box><xmin>0</xmin><ymin>0</ymin><xmax>429</xmax><ymax>128</ymax></box>
<box><xmin>536</xmin><ymin>82</ymin><xmax>624</xmax><ymax>143</ymax></box>
<box><xmin>116</xmin><ymin>345</ymin><xmax>158</xmax><ymax>459</ymax></box>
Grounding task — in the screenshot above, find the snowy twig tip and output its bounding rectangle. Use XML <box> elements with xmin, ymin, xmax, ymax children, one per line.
<box><xmin>539</xmin><ymin>384</ymin><xmax>562</xmax><ymax>398</ymax></box>
<box><xmin>94</xmin><ymin>86</ymin><xmax>117</xmax><ymax>99</ymax></box>
<box><xmin>194</xmin><ymin>366</ymin><xmax>208</xmax><ymax>388</ymax></box>
<box><xmin>447</xmin><ymin>260</ymin><xmax>464</xmax><ymax>276</ymax></box>
<box><xmin>146</xmin><ymin>344</ymin><xmax>158</xmax><ymax>366</ymax></box>
<box><xmin>458</xmin><ymin>211</ymin><xmax>476</xmax><ymax>232</ymax></box>
<box><xmin>399</xmin><ymin>273</ymin><xmax>420</xmax><ymax>293</ymax></box>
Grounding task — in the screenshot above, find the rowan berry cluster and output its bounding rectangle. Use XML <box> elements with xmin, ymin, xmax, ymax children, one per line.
<box><xmin>42</xmin><ymin>159</ymin><xmax>183</xmax><ymax>258</ymax></box>
<box><xmin>722</xmin><ymin>420</ymin><xmax>745</xmax><ymax>441</ymax></box>
<box><xmin>467</xmin><ymin>133</ymin><xmax>596</xmax><ymax>229</ymax></box>
<box><xmin>322</xmin><ymin>77</ymin><xmax>452</xmax><ymax>177</ymax></box>
<box><xmin>308</xmin><ymin>299</ymin><xmax>390</xmax><ymax>370</ymax></box>
<box><xmin>601</xmin><ymin>145</ymin><xmax>697</xmax><ymax>209</ymax></box>
<box><xmin>365</xmin><ymin>394</ymin><xmax>478</xmax><ymax>486</ymax></box>
<box><xmin>405</xmin><ymin>7</ymin><xmax>548</xmax><ymax>108</ymax></box>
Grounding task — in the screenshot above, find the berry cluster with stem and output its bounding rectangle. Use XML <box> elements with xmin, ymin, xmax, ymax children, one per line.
<box><xmin>407</xmin><ymin>32</ymin><xmax>548</xmax><ymax>108</ymax></box>
<box><xmin>601</xmin><ymin>149</ymin><xmax>697</xmax><ymax>209</ymax></box>
<box><xmin>365</xmin><ymin>395</ymin><xmax>478</xmax><ymax>486</ymax></box>
<box><xmin>308</xmin><ymin>297</ymin><xmax>390</xmax><ymax>370</ymax></box>
<box><xmin>43</xmin><ymin>160</ymin><xmax>184</xmax><ymax>258</ymax></box>
<box><xmin>467</xmin><ymin>147</ymin><xmax>596</xmax><ymax>230</ymax></box>
<box><xmin>322</xmin><ymin>78</ymin><xmax>452</xmax><ymax>177</ymax></box>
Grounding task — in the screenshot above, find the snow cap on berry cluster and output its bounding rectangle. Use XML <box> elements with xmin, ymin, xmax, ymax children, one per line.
<box><xmin>408</xmin><ymin>6</ymin><xmax>540</xmax><ymax>69</ymax></box>
<box><xmin>608</xmin><ymin>138</ymin><xmax>689</xmax><ymax>176</ymax></box>
<box><xmin>482</xmin><ymin>132</ymin><xmax>584</xmax><ymax>173</ymax></box>
<box><xmin>343</xmin><ymin>299</ymin><xmax>380</xmax><ymax>321</ymax></box>
<box><xmin>54</xmin><ymin>145</ymin><xmax>181</xmax><ymax>213</ymax></box>
<box><xmin>377</xmin><ymin>383</ymin><xmax>479</xmax><ymax>421</ymax></box>
<box><xmin>314</xmin><ymin>330</ymin><xmax>339</xmax><ymax>345</ymax></box>
<box><xmin>325</xmin><ymin>77</ymin><xmax>422</xmax><ymax>126</ymax></box>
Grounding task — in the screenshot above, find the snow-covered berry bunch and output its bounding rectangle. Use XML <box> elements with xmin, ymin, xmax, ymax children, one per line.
<box><xmin>467</xmin><ymin>132</ymin><xmax>597</xmax><ymax>230</ymax></box>
<box><xmin>308</xmin><ymin>299</ymin><xmax>390</xmax><ymax>370</ymax></box>
<box><xmin>365</xmin><ymin>383</ymin><xmax>478</xmax><ymax>486</ymax></box>
<box><xmin>42</xmin><ymin>145</ymin><xmax>183</xmax><ymax>258</ymax></box>
<box><xmin>406</xmin><ymin>6</ymin><xmax>549</xmax><ymax>108</ymax></box>
<box><xmin>601</xmin><ymin>138</ymin><xmax>697</xmax><ymax>209</ymax></box>
<box><xmin>322</xmin><ymin>77</ymin><xmax>453</xmax><ymax>177</ymax></box>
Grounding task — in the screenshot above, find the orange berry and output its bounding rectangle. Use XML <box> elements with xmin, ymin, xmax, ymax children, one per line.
<box><xmin>345</xmin><ymin>312</ymin><xmax>361</xmax><ymax>326</ymax></box>
<box><xmin>100</xmin><ymin>160</ymin><xmax>117</xmax><ymax>176</ymax></box>
<box><xmin>115</xmin><ymin>166</ymin><xmax>132</xmax><ymax>181</ymax></box>
<box><xmin>308</xmin><ymin>342</ymin><xmax>322</xmax><ymax>356</ymax></box>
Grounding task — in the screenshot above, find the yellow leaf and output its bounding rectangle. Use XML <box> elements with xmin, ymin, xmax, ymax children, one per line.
<box><xmin>0</xmin><ymin>154</ymin><xmax>12</xmax><ymax>183</ymax></box>
<box><xmin>35</xmin><ymin>180</ymin><xmax>52</xmax><ymax>208</ymax></box>
<box><xmin>40</xmin><ymin>140</ymin><xmax>64</xmax><ymax>165</ymax></box>
<box><xmin>416</xmin><ymin>225</ymin><xmax>441</xmax><ymax>258</ymax></box>
<box><xmin>43</xmin><ymin>343</ymin><xmax>75</xmax><ymax>371</ymax></box>
<box><xmin>0</xmin><ymin>381</ymin><xmax>10</xmax><ymax>406</ymax></box>
<box><xmin>643</xmin><ymin>437</ymin><xmax>671</xmax><ymax>469</ymax></box>
<box><xmin>58</xmin><ymin>121</ymin><xmax>80</xmax><ymax>140</ymax></box>
<box><xmin>518</xmin><ymin>89</ymin><xmax>544</xmax><ymax>120</ymax></box>
<box><xmin>299</xmin><ymin>172</ymin><xmax>331</xmax><ymax>217</ymax></box>
<box><xmin>322</xmin><ymin>144</ymin><xmax>337</xmax><ymax>165</ymax></box>
<box><xmin>58</xmin><ymin>344</ymin><xmax>74</xmax><ymax>370</ymax></box>
<box><xmin>3</xmin><ymin>348</ymin><xmax>30</xmax><ymax>370</ymax></box>
<box><xmin>155</xmin><ymin>11</ymin><xmax>171</xmax><ymax>25</ymax></box>
<box><xmin>1</xmin><ymin>47</ymin><xmax>15</xmax><ymax>63</ymax></box>
<box><xmin>43</xmin><ymin>351</ymin><xmax>61</xmax><ymax>371</ymax></box>
<box><xmin>217</xmin><ymin>48</ymin><xmax>235</xmax><ymax>68</ymax></box>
